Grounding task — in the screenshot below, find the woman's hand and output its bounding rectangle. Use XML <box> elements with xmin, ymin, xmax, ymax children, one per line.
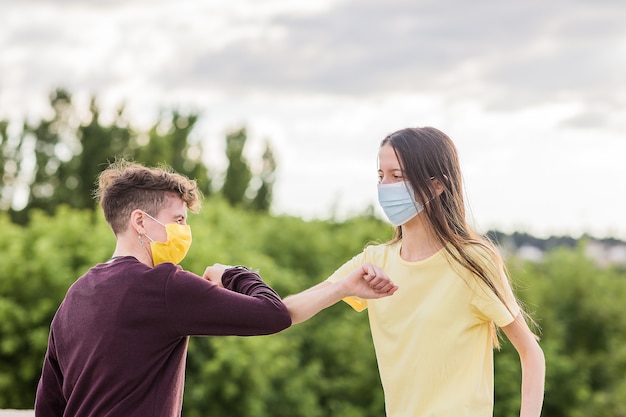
<box><xmin>341</xmin><ymin>262</ymin><xmax>399</xmax><ymax>299</ymax></box>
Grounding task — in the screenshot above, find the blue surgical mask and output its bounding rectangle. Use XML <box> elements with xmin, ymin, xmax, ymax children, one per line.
<box><xmin>377</xmin><ymin>181</ymin><xmax>424</xmax><ymax>226</ymax></box>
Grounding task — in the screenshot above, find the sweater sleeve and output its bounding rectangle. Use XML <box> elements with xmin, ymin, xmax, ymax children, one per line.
<box><xmin>164</xmin><ymin>265</ymin><xmax>292</xmax><ymax>337</ymax></box>
<box><xmin>221</xmin><ymin>266</ymin><xmax>286</xmax><ymax>309</ymax></box>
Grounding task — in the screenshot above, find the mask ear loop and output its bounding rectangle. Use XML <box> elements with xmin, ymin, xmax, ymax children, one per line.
<box><xmin>141</xmin><ymin>211</ymin><xmax>166</xmax><ymax>227</ymax></box>
<box><xmin>140</xmin><ymin>211</ymin><xmax>164</xmax><ymax>243</ymax></box>
<box><xmin>415</xmin><ymin>176</ymin><xmax>441</xmax><ymax>213</ymax></box>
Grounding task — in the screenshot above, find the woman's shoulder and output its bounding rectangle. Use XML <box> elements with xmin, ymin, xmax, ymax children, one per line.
<box><xmin>442</xmin><ymin>240</ymin><xmax>503</xmax><ymax>276</ymax></box>
<box><xmin>359</xmin><ymin>241</ymin><xmax>401</xmax><ymax>265</ymax></box>
<box><xmin>363</xmin><ymin>240</ymin><xmax>399</xmax><ymax>255</ymax></box>
<box><xmin>455</xmin><ymin>239</ymin><xmax>500</xmax><ymax>261</ymax></box>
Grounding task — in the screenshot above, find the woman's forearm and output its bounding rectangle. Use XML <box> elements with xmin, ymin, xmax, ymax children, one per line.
<box><xmin>519</xmin><ymin>340</ymin><xmax>545</xmax><ymax>417</ymax></box>
<box><xmin>502</xmin><ymin>315</ymin><xmax>546</xmax><ymax>417</ymax></box>
<box><xmin>282</xmin><ymin>281</ymin><xmax>343</xmax><ymax>324</ymax></box>
<box><xmin>283</xmin><ymin>263</ymin><xmax>397</xmax><ymax>325</ymax></box>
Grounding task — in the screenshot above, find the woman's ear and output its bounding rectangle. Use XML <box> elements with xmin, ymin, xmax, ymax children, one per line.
<box><xmin>431</xmin><ymin>176</ymin><xmax>446</xmax><ymax>196</ymax></box>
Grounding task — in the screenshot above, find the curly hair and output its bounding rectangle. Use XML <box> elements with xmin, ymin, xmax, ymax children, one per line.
<box><xmin>94</xmin><ymin>159</ymin><xmax>202</xmax><ymax>234</ymax></box>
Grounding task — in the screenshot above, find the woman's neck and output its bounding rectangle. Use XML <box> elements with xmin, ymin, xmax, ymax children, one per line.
<box><xmin>399</xmin><ymin>217</ymin><xmax>442</xmax><ymax>262</ymax></box>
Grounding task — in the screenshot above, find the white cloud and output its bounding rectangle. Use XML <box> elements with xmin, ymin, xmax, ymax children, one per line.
<box><xmin>0</xmin><ymin>0</ymin><xmax>624</xmax><ymax>238</ymax></box>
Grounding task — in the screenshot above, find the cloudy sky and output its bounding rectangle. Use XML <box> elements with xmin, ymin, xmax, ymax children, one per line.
<box><xmin>1</xmin><ymin>0</ymin><xmax>624</xmax><ymax>238</ymax></box>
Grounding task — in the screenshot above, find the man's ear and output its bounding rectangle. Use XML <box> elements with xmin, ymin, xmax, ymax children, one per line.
<box><xmin>129</xmin><ymin>209</ymin><xmax>146</xmax><ymax>235</ymax></box>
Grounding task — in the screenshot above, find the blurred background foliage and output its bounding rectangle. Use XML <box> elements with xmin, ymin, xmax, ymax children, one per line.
<box><xmin>0</xmin><ymin>88</ymin><xmax>276</xmax><ymax>224</ymax></box>
<box><xmin>1</xmin><ymin>204</ymin><xmax>625</xmax><ymax>416</ymax></box>
<box><xmin>1</xmin><ymin>90</ymin><xmax>625</xmax><ymax>416</ymax></box>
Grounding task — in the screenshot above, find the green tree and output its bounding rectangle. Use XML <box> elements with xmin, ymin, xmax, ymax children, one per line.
<box><xmin>55</xmin><ymin>99</ymin><xmax>134</xmax><ymax>210</ymax></box>
<box><xmin>249</xmin><ymin>141</ymin><xmax>277</xmax><ymax>212</ymax></box>
<box><xmin>0</xmin><ymin>208</ymin><xmax>115</xmax><ymax>408</ymax></box>
<box><xmin>134</xmin><ymin>110</ymin><xmax>212</xmax><ymax>197</ymax></box>
<box><xmin>0</xmin><ymin>88</ymin><xmax>134</xmax><ymax>218</ymax></box>
<box><xmin>219</xmin><ymin>130</ymin><xmax>277</xmax><ymax>212</ymax></box>
<box><xmin>494</xmin><ymin>244</ymin><xmax>626</xmax><ymax>417</ymax></box>
<box><xmin>25</xmin><ymin>89</ymin><xmax>76</xmax><ymax>215</ymax></box>
<box><xmin>221</xmin><ymin>127</ymin><xmax>252</xmax><ymax>207</ymax></box>
<box><xmin>0</xmin><ymin>90</ymin><xmax>214</xmax><ymax>221</ymax></box>
<box><xmin>0</xmin><ymin>119</ymin><xmax>23</xmax><ymax>212</ymax></box>
<box><xmin>1</xmin><ymin>89</ymin><xmax>279</xmax><ymax>223</ymax></box>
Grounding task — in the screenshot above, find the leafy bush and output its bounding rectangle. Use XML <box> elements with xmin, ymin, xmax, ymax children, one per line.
<box><xmin>1</xmin><ymin>204</ymin><xmax>625</xmax><ymax>416</ymax></box>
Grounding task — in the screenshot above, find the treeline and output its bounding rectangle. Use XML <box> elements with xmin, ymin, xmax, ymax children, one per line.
<box><xmin>488</xmin><ymin>230</ymin><xmax>626</xmax><ymax>253</ymax></box>
<box><xmin>1</xmin><ymin>203</ymin><xmax>625</xmax><ymax>416</ymax></box>
<box><xmin>0</xmin><ymin>88</ymin><xmax>275</xmax><ymax>224</ymax></box>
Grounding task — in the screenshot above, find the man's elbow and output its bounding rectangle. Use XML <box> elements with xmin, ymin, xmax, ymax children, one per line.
<box><xmin>275</xmin><ymin>304</ymin><xmax>293</xmax><ymax>332</ymax></box>
<box><xmin>263</xmin><ymin>303</ymin><xmax>292</xmax><ymax>334</ymax></box>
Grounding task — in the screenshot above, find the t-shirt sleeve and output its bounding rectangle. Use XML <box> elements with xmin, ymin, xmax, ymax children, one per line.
<box><xmin>469</xmin><ymin>248</ymin><xmax>520</xmax><ymax>327</ymax></box>
<box><xmin>326</xmin><ymin>251</ymin><xmax>368</xmax><ymax>312</ymax></box>
<box><xmin>162</xmin><ymin>265</ymin><xmax>291</xmax><ymax>337</ymax></box>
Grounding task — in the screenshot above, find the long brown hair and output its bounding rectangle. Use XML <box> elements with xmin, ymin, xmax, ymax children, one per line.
<box><xmin>381</xmin><ymin>127</ymin><xmax>536</xmax><ymax>347</ymax></box>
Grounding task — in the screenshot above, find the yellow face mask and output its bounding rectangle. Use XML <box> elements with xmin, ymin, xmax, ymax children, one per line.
<box><xmin>143</xmin><ymin>212</ymin><xmax>192</xmax><ymax>265</ymax></box>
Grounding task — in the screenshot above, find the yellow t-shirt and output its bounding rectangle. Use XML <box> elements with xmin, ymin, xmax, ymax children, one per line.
<box><xmin>326</xmin><ymin>242</ymin><xmax>519</xmax><ymax>417</ymax></box>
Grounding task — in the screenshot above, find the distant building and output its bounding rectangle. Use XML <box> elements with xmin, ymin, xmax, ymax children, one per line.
<box><xmin>516</xmin><ymin>244</ymin><xmax>544</xmax><ymax>262</ymax></box>
<box><xmin>491</xmin><ymin>231</ymin><xmax>626</xmax><ymax>267</ymax></box>
<box><xmin>585</xmin><ymin>240</ymin><xmax>626</xmax><ymax>267</ymax></box>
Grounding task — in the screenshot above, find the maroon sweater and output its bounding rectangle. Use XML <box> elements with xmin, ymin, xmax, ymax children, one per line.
<box><xmin>35</xmin><ymin>257</ymin><xmax>292</xmax><ymax>417</ymax></box>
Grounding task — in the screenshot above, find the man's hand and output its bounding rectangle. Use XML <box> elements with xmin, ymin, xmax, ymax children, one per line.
<box><xmin>340</xmin><ymin>262</ymin><xmax>398</xmax><ymax>299</ymax></box>
<box><xmin>203</xmin><ymin>263</ymin><xmax>229</xmax><ymax>287</ymax></box>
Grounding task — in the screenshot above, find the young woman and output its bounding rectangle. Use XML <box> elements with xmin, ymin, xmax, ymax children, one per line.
<box><xmin>285</xmin><ymin>127</ymin><xmax>545</xmax><ymax>417</ymax></box>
